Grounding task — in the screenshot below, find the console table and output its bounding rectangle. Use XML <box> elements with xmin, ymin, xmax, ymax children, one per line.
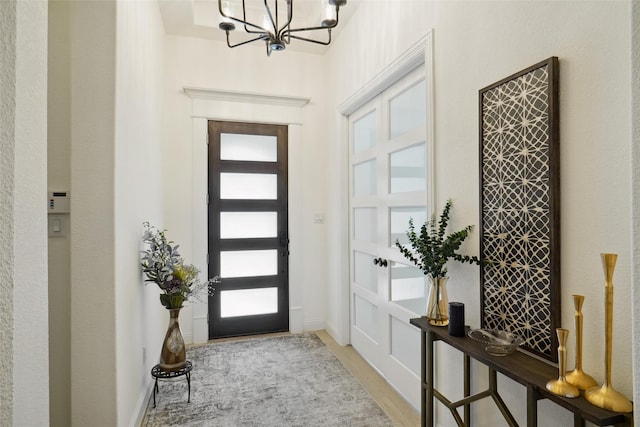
<box><xmin>150</xmin><ymin>361</ymin><xmax>193</xmax><ymax>408</ymax></box>
<box><xmin>410</xmin><ymin>317</ymin><xmax>633</xmax><ymax>426</ymax></box>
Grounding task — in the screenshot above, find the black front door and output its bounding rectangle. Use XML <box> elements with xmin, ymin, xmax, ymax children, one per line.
<box><xmin>208</xmin><ymin>120</ymin><xmax>289</xmax><ymax>338</ymax></box>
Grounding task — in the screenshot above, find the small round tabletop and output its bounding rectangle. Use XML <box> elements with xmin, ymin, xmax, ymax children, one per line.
<box><xmin>151</xmin><ymin>361</ymin><xmax>193</xmax><ymax>378</ymax></box>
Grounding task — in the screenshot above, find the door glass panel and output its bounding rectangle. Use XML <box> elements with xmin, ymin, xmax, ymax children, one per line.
<box><xmin>354</xmin><ymin>208</ymin><xmax>376</xmax><ymax>242</ymax></box>
<box><xmin>354</xmin><ymin>295</ymin><xmax>378</xmax><ymax>341</ymax></box>
<box><xmin>390</xmin><ymin>316</ymin><xmax>420</xmax><ymax>375</ymax></box>
<box><xmin>390</xmin><ymin>144</ymin><xmax>426</xmax><ymax>193</ymax></box>
<box><xmin>390</xmin><ymin>262</ymin><xmax>426</xmax><ymax>314</ymax></box>
<box><xmin>220</xmin><ymin>249</ymin><xmax>278</xmax><ymax>278</ymax></box>
<box><xmin>220</xmin><ymin>287</ymin><xmax>278</xmax><ymax>317</ymax></box>
<box><xmin>353</xmin><ymin>111</ymin><xmax>377</xmax><ymax>153</ymax></box>
<box><xmin>354</xmin><ymin>251</ymin><xmax>377</xmax><ymax>292</ymax></box>
<box><xmin>220</xmin><ymin>212</ymin><xmax>278</xmax><ymax>239</ymax></box>
<box><xmin>220</xmin><ymin>133</ymin><xmax>277</xmax><ymax>162</ymax></box>
<box><xmin>390</xmin><ymin>207</ymin><xmax>427</xmax><ymax>246</ymax></box>
<box><xmin>220</xmin><ymin>173</ymin><xmax>277</xmax><ymax>200</ymax></box>
<box><xmin>353</xmin><ymin>160</ymin><xmax>376</xmax><ymax>196</ymax></box>
<box><xmin>389</xmin><ymin>79</ymin><xmax>426</xmax><ymax>139</ymax></box>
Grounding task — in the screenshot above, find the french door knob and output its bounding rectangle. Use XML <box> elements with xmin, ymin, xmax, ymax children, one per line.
<box><xmin>373</xmin><ymin>257</ymin><xmax>388</xmax><ymax>267</ymax></box>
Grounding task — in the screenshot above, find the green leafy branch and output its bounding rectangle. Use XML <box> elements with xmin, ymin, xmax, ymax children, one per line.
<box><xmin>395</xmin><ymin>199</ymin><xmax>485</xmax><ymax>278</ymax></box>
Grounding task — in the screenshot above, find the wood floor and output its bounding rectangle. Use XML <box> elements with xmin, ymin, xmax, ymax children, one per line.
<box><xmin>204</xmin><ymin>330</ymin><xmax>420</xmax><ymax>426</ymax></box>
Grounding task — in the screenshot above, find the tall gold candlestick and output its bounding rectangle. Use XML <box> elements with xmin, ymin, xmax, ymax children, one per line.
<box><xmin>584</xmin><ymin>253</ymin><xmax>633</xmax><ymax>413</ymax></box>
<box><xmin>565</xmin><ymin>295</ymin><xmax>597</xmax><ymax>390</ymax></box>
<box><xmin>546</xmin><ymin>328</ymin><xmax>580</xmax><ymax>398</ymax></box>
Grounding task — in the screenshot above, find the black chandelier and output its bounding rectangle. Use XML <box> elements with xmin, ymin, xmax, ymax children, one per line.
<box><xmin>218</xmin><ymin>0</ymin><xmax>347</xmax><ymax>56</ymax></box>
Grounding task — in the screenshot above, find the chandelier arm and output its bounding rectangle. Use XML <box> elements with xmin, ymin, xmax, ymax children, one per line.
<box><xmin>281</xmin><ymin>6</ymin><xmax>341</xmax><ymax>38</ymax></box>
<box><xmin>263</xmin><ymin>0</ymin><xmax>278</xmax><ymax>35</ymax></box>
<box><xmin>225</xmin><ymin>31</ymin><xmax>269</xmax><ymax>48</ymax></box>
<box><xmin>286</xmin><ymin>30</ymin><xmax>332</xmax><ymax>46</ymax></box>
<box><xmin>277</xmin><ymin>0</ymin><xmax>294</xmax><ymax>41</ymax></box>
<box><xmin>243</xmin><ymin>0</ymin><xmax>266</xmax><ymax>34</ymax></box>
<box><xmin>217</xmin><ymin>0</ymin><xmax>266</xmax><ymax>33</ymax></box>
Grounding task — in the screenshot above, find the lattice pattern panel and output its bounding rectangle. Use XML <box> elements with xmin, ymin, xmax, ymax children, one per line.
<box><xmin>479</xmin><ymin>58</ymin><xmax>560</xmax><ymax>362</ymax></box>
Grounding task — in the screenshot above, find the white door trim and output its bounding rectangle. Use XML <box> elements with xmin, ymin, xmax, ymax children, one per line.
<box><xmin>184</xmin><ymin>88</ymin><xmax>308</xmax><ymax>343</ymax></box>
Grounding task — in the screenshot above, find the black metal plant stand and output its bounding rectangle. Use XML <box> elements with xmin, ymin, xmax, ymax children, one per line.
<box><xmin>150</xmin><ymin>361</ymin><xmax>193</xmax><ymax>408</ymax></box>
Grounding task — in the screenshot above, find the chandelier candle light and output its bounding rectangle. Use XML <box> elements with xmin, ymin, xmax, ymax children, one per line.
<box><xmin>218</xmin><ymin>0</ymin><xmax>347</xmax><ymax>55</ymax></box>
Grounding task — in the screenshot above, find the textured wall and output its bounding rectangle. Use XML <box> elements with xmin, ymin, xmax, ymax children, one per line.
<box><xmin>0</xmin><ymin>1</ymin><xmax>17</xmax><ymax>425</ymax></box>
<box><xmin>632</xmin><ymin>0</ymin><xmax>640</xmax><ymax>412</ymax></box>
<box><xmin>12</xmin><ymin>0</ymin><xmax>50</xmax><ymax>424</ymax></box>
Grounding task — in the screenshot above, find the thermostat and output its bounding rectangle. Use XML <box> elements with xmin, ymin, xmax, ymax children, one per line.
<box><xmin>48</xmin><ymin>191</ymin><xmax>70</xmax><ymax>213</ymax></box>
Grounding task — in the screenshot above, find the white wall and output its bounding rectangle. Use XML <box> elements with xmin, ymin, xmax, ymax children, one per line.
<box><xmin>114</xmin><ymin>1</ymin><xmax>166</xmax><ymax>426</ymax></box>
<box><xmin>62</xmin><ymin>0</ymin><xmax>167</xmax><ymax>425</ymax></box>
<box><xmin>163</xmin><ymin>36</ymin><xmax>329</xmax><ymax>340</ymax></box>
<box><xmin>47</xmin><ymin>1</ymin><xmax>72</xmax><ymax>425</ymax></box>
<box><xmin>69</xmin><ymin>1</ymin><xmax>118</xmax><ymax>424</ymax></box>
<box><xmin>325</xmin><ymin>1</ymin><xmax>634</xmax><ymax>424</ymax></box>
<box><xmin>0</xmin><ymin>0</ymin><xmax>50</xmax><ymax>425</ymax></box>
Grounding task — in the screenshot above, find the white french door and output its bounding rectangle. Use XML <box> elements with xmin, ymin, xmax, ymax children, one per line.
<box><xmin>349</xmin><ymin>65</ymin><xmax>432</xmax><ymax>407</ymax></box>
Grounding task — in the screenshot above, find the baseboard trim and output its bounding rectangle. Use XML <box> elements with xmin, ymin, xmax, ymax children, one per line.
<box><xmin>303</xmin><ymin>320</ymin><xmax>325</xmax><ymax>331</ymax></box>
<box><xmin>130</xmin><ymin>377</ymin><xmax>154</xmax><ymax>427</ymax></box>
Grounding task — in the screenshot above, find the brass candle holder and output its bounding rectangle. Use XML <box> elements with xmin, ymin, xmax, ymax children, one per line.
<box><xmin>584</xmin><ymin>253</ymin><xmax>633</xmax><ymax>413</ymax></box>
<box><xmin>546</xmin><ymin>328</ymin><xmax>580</xmax><ymax>398</ymax></box>
<box><xmin>565</xmin><ymin>295</ymin><xmax>597</xmax><ymax>390</ymax></box>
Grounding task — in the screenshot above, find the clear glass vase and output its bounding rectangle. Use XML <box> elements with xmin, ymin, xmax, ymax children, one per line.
<box><xmin>426</xmin><ymin>276</ymin><xmax>449</xmax><ymax>326</ymax></box>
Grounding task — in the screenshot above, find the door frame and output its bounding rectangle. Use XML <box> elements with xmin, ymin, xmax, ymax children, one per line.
<box><xmin>185</xmin><ymin>88</ymin><xmax>309</xmax><ymax>344</ymax></box>
<box><xmin>207</xmin><ymin>120</ymin><xmax>289</xmax><ymax>338</ymax></box>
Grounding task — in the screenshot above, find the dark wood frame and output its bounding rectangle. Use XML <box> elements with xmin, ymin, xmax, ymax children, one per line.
<box><xmin>207</xmin><ymin>120</ymin><xmax>289</xmax><ymax>338</ymax></box>
<box><xmin>479</xmin><ymin>57</ymin><xmax>560</xmax><ymax>362</ymax></box>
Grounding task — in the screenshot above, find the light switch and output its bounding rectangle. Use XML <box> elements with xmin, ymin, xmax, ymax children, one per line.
<box><xmin>48</xmin><ymin>214</ymin><xmax>67</xmax><ymax>238</ymax></box>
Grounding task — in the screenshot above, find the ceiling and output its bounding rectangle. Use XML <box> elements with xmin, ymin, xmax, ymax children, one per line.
<box><xmin>158</xmin><ymin>0</ymin><xmax>357</xmax><ymax>55</ymax></box>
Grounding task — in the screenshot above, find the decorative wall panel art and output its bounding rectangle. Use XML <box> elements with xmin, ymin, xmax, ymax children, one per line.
<box><xmin>479</xmin><ymin>57</ymin><xmax>560</xmax><ymax>361</ymax></box>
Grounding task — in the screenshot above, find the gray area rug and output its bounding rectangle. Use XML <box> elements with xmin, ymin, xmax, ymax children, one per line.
<box><xmin>143</xmin><ymin>333</ymin><xmax>393</xmax><ymax>426</ymax></box>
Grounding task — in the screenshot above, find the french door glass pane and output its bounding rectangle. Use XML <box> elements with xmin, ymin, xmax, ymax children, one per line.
<box><xmin>389</xmin><ymin>79</ymin><xmax>426</xmax><ymax>139</ymax></box>
<box><xmin>220</xmin><ymin>249</ymin><xmax>278</xmax><ymax>278</ymax></box>
<box><xmin>354</xmin><ymin>251</ymin><xmax>377</xmax><ymax>292</ymax></box>
<box><xmin>354</xmin><ymin>294</ymin><xmax>378</xmax><ymax>341</ymax></box>
<box><xmin>354</xmin><ymin>208</ymin><xmax>376</xmax><ymax>242</ymax></box>
<box><xmin>353</xmin><ymin>111</ymin><xmax>377</xmax><ymax>153</ymax></box>
<box><xmin>390</xmin><ymin>206</ymin><xmax>427</xmax><ymax>246</ymax></box>
<box><xmin>353</xmin><ymin>159</ymin><xmax>376</xmax><ymax>196</ymax></box>
<box><xmin>220</xmin><ymin>173</ymin><xmax>277</xmax><ymax>200</ymax></box>
<box><xmin>220</xmin><ymin>133</ymin><xmax>278</xmax><ymax>162</ymax></box>
<box><xmin>390</xmin><ymin>262</ymin><xmax>426</xmax><ymax>314</ymax></box>
<box><xmin>390</xmin><ymin>144</ymin><xmax>426</xmax><ymax>193</ymax></box>
<box><xmin>220</xmin><ymin>287</ymin><xmax>278</xmax><ymax>318</ymax></box>
<box><xmin>220</xmin><ymin>212</ymin><xmax>278</xmax><ymax>239</ymax></box>
<box><xmin>390</xmin><ymin>316</ymin><xmax>420</xmax><ymax>375</ymax></box>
